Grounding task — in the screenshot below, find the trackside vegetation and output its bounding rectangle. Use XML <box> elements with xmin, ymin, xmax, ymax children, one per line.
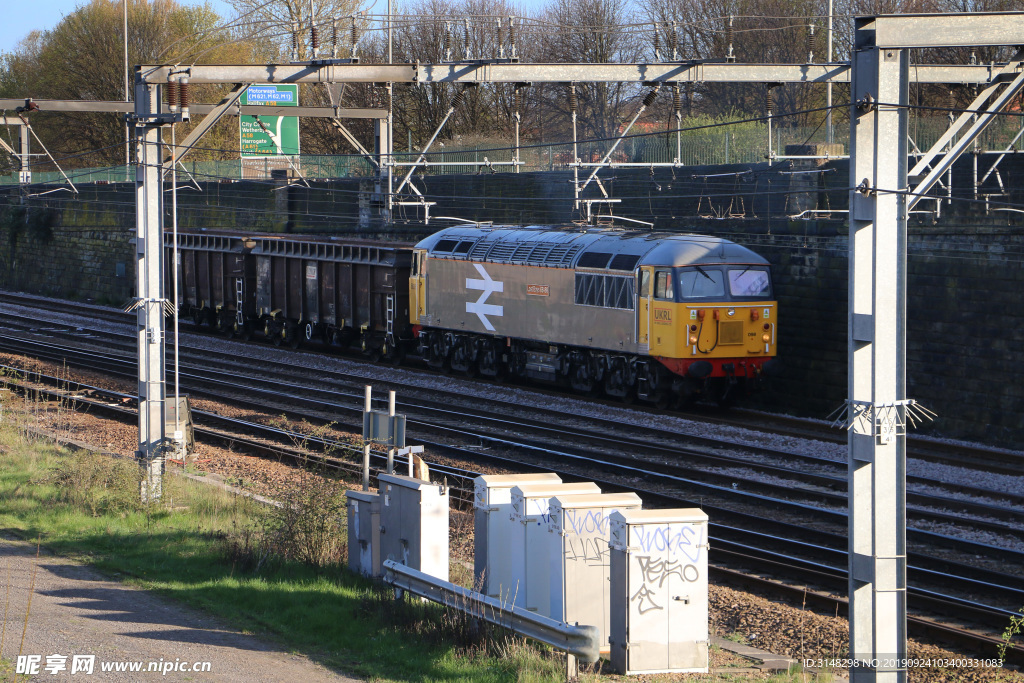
<box><xmin>0</xmin><ymin>423</ymin><xmax>571</xmax><ymax>682</ymax></box>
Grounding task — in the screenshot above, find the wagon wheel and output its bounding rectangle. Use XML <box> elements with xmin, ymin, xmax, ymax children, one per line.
<box><xmin>239</xmin><ymin>323</ymin><xmax>253</xmax><ymax>342</ymax></box>
<box><xmin>191</xmin><ymin>308</ymin><xmax>204</xmax><ymax>327</ymax></box>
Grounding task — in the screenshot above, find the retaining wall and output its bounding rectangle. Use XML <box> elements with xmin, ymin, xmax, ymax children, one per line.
<box><xmin>1</xmin><ymin>160</ymin><xmax>1021</xmax><ymax>446</ymax></box>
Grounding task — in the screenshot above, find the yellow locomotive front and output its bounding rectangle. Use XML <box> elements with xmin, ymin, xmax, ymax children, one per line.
<box><xmin>636</xmin><ymin>241</ymin><xmax>777</xmax><ymax>405</ymax></box>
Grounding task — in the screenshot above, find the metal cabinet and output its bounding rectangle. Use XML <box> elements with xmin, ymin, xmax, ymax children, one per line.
<box><xmin>509</xmin><ymin>482</ymin><xmax>602</xmax><ymax>613</ymax></box>
<box><xmin>473</xmin><ymin>473</ymin><xmax>561</xmax><ymax>599</ymax></box>
<box><xmin>609</xmin><ymin>508</ymin><xmax>709</xmax><ymax>675</ymax></box>
<box><xmin>547</xmin><ymin>492</ymin><xmax>643</xmax><ymax>650</ymax></box>
<box><xmin>346</xmin><ymin>490</ymin><xmax>381</xmax><ymax>577</ymax></box>
<box><xmin>378</xmin><ymin>473</ymin><xmax>449</xmax><ymax>581</ymax></box>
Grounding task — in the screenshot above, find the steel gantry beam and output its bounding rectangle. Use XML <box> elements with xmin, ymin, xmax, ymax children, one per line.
<box><xmin>136</xmin><ymin>62</ymin><xmax>1004</xmax><ymax>85</ymax></box>
<box><xmin>847</xmin><ymin>11</ymin><xmax>1024</xmax><ymax>683</ymax></box>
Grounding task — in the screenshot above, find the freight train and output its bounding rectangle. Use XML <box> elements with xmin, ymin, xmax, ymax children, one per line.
<box><xmin>168</xmin><ymin>225</ymin><xmax>777</xmax><ymax>406</ymax></box>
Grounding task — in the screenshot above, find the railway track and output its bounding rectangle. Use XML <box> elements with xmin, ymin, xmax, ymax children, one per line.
<box><xmin>3</xmin><ymin>293</ymin><xmax>1024</xmax><ymax>661</ymax></box>
<box><xmin>3</xmin><ymin>314</ymin><xmax>1023</xmax><ymax>541</ymax></box>
<box><xmin>2</xmin><ymin>346</ymin><xmax>1023</xmax><ymax>664</ymax></box>
<box><xmin>3</xmin><ymin>289</ymin><xmax>1018</xmax><ymax>478</ymax></box>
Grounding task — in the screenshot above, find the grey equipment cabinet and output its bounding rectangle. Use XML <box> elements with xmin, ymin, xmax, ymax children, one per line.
<box><xmin>346</xmin><ymin>490</ymin><xmax>381</xmax><ymax>577</ymax></box>
<box><xmin>509</xmin><ymin>482</ymin><xmax>602</xmax><ymax>613</ymax></box>
<box><xmin>473</xmin><ymin>473</ymin><xmax>561</xmax><ymax>598</ymax></box>
<box><xmin>547</xmin><ymin>492</ymin><xmax>643</xmax><ymax>650</ymax></box>
<box><xmin>378</xmin><ymin>473</ymin><xmax>450</xmax><ymax>581</ymax></box>
<box><xmin>608</xmin><ymin>508</ymin><xmax>710</xmax><ymax>675</ymax></box>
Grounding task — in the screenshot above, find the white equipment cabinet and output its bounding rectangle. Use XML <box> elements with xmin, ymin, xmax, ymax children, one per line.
<box><xmin>608</xmin><ymin>508</ymin><xmax>710</xmax><ymax>675</ymax></box>
<box><xmin>345</xmin><ymin>490</ymin><xmax>381</xmax><ymax>577</ymax></box>
<box><xmin>547</xmin><ymin>492</ymin><xmax>643</xmax><ymax>650</ymax></box>
<box><xmin>473</xmin><ymin>473</ymin><xmax>561</xmax><ymax>598</ymax></box>
<box><xmin>378</xmin><ymin>473</ymin><xmax>450</xmax><ymax>581</ymax></box>
<box><xmin>510</xmin><ymin>482</ymin><xmax>602</xmax><ymax>613</ymax></box>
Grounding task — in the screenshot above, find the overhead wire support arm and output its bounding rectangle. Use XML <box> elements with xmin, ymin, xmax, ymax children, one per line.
<box><xmin>17</xmin><ymin>110</ymin><xmax>77</xmax><ymax>194</ymax></box>
<box><xmin>392</xmin><ymin>87</ymin><xmax>471</xmax><ymax>198</ymax></box>
<box><xmin>906</xmin><ymin>52</ymin><xmax>1024</xmax><ymax>209</ymax></box>
<box><xmin>577</xmin><ymin>85</ymin><xmax>660</xmax><ymax>194</ymax></box>
<box><xmin>164</xmin><ymin>81</ymin><xmax>250</xmax><ymax>170</ymax></box>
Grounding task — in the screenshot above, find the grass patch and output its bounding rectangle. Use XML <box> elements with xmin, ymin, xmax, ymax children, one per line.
<box><xmin>0</xmin><ymin>422</ymin><xmax>577</xmax><ymax>682</ymax></box>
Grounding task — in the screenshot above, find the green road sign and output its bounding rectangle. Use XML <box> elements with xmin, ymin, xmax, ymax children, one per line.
<box><xmin>240</xmin><ymin>84</ymin><xmax>299</xmax><ymax>156</ymax></box>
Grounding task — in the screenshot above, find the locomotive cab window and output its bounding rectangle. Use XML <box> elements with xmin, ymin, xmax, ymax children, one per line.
<box><xmin>728</xmin><ymin>267</ymin><xmax>772</xmax><ymax>298</ymax></box>
<box><xmin>654</xmin><ymin>271</ymin><xmax>673</xmax><ymax>300</ymax></box>
<box><xmin>677</xmin><ymin>267</ymin><xmax>725</xmax><ymax>300</ymax></box>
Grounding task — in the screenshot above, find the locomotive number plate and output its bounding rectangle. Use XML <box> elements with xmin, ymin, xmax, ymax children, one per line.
<box><xmin>527</xmin><ymin>284</ymin><xmax>549</xmax><ymax>296</ymax></box>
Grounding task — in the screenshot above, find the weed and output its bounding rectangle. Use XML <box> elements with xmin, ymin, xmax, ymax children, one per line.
<box><xmin>44</xmin><ymin>450</ymin><xmax>142</xmax><ymax>517</ymax></box>
<box><xmin>999</xmin><ymin>604</ymin><xmax>1024</xmax><ymax>661</ymax></box>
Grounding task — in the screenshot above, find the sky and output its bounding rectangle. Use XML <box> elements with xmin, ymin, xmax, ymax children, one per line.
<box><xmin>1</xmin><ymin>0</ymin><xmax>234</xmax><ymax>54</ymax></box>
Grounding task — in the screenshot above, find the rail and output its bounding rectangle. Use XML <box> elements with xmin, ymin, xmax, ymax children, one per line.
<box><xmin>381</xmin><ymin>560</ymin><xmax>600</xmax><ymax>665</ymax></box>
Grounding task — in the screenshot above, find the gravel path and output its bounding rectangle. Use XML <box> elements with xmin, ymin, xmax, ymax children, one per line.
<box><xmin>0</xmin><ymin>535</ymin><xmax>360</xmax><ymax>682</ymax></box>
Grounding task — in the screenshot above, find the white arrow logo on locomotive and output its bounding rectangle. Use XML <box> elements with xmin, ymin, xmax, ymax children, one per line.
<box><xmin>466</xmin><ymin>263</ymin><xmax>504</xmax><ymax>331</ymax></box>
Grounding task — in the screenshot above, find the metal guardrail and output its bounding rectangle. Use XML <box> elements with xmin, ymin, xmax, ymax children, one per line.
<box><xmin>382</xmin><ymin>560</ymin><xmax>600</xmax><ymax>664</ymax></box>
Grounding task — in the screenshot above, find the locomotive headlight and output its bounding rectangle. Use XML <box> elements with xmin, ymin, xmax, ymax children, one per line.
<box><xmin>762</xmin><ymin>333</ymin><xmax>771</xmax><ymax>343</ymax></box>
<box><xmin>689</xmin><ymin>334</ymin><xmax>698</xmax><ymax>345</ymax></box>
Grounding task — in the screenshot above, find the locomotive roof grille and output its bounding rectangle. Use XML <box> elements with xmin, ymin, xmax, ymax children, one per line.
<box><xmin>416</xmin><ymin>226</ymin><xmax>767</xmax><ymax>269</ymax></box>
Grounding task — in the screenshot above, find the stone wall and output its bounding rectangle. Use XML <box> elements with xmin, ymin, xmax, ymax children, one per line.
<box><xmin>1</xmin><ymin>159</ymin><xmax>1022</xmax><ymax>446</ymax></box>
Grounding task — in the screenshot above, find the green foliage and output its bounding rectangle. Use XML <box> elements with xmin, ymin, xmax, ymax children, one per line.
<box><xmin>0</xmin><ymin>0</ymin><xmax>270</xmax><ymax>169</ymax></box>
<box><xmin>998</xmin><ymin>605</ymin><xmax>1024</xmax><ymax>661</ymax></box>
<box><xmin>0</xmin><ymin>203</ymin><xmax>58</xmax><ymax>247</ymax></box>
<box><xmin>44</xmin><ymin>450</ymin><xmax>142</xmax><ymax>517</ymax></box>
<box><xmin>0</xmin><ymin>428</ymin><xmax>578</xmax><ymax>682</ymax></box>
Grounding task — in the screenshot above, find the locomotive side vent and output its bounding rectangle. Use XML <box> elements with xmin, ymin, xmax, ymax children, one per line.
<box><xmin>719</xmin><ymin>321</ymin><xmax>744</xmax><ymax>345</ymax></box>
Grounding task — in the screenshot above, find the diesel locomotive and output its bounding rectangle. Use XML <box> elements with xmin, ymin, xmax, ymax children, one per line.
<box><xmin>169</xmin><ymin>224</ymin><xmax>777</xmax><ymax>405</ymax></box>
<box><xmin>410</xmin><ymin>225</ymin><xmax>777</xmax><ymax>405</ymax></box>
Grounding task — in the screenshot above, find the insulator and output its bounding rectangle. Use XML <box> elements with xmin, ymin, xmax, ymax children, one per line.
<box><xmin>444</xmin><ymin>22</ymin><xmax>451</xmax><ymax>56</ymax></box>
<box><xmin>653</xmin><ymin>27</ymin><xmax>661</xmax><ymax>61</ymax></box>
<box><xmin>311</xmin><ymin>25</ymin><xmax>320</xmax><ymax>52</ymax></box>
<box><xmin>179</xmin><ymin>77</ymin><xmax>190</xmax><ymax>113</ymax></box>
<box><xmin>464</xmin><ymin>19</ymin><xmax>471</xmax><ymax>60</ymax></box>
<box><xmin>642</xmin><ymin>88</ymin><xmax>658</xmax><ymax>107</ymax></box>
<box><xmin>667</xmin><ymin>22</ymin><xmax>677</xmax><ymax>57</ymax></box>
<box><xmin>569</xmin><ymin>85</ymin><xmax>578</xmax><ymax>113</ymax></box>
<box><xmin>766</xmin><ymin>88</ymin><xmax>774</xmax><ymax>115</ymax></box>
<box><xmin>291</xmin><ymin>22</ymin><xmax>299</xmax><ymax>59</ymax></box>
<box><xmin>331</xmin><ymin>18</ymin><xmax>339</xmax><ymax>57</ymax></box>
<box><xmin>351</xmin><ymin>18</ymin><xmax>358</xmax><ymax>50</ymax></box>
<box><xmin>452</xmin><ymin>90</ymin><xmax>467</xmax><ymax>109</ymax></box>
<box><xmin>497</xmin><ymin>19</ymin><xmax>504</xmax><ymax>58</ymax></box>
<box><xmin>807</xmin><ymin>24</ymin><xmax>815</xmax><ymax>62</ymax></box>
<box><xmin>166</xmin><ymin>78</ymin><xmax>179</xmax><ymax>111</ymax></box>
<box><xmin>726</xmin><ymin>16</ymin><xmax>735</xmax><ymax>62</ymax></box>
<box><xmin>672</xmin><ymin>84</ymin><xmax>681</xmax><ymax>113</ymax></box>
<box><xmin>513</xmin><ymin>87</ymin><xmax>522</xmax><ymax>113</ymax></box>
<box><xmin>948</xmin><ymin>88</ymin><xmax>956</xmax><ymax>113</ymax></box>
<box><xmin>509</xmin><ymin>17</ymin><xmax>516</xmax><ymax>57</ymax></box>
